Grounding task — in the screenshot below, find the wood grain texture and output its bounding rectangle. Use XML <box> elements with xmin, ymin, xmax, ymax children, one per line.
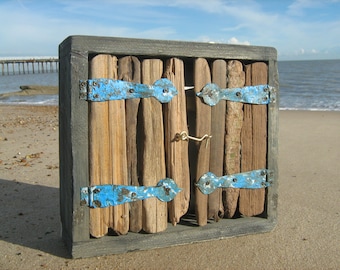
<box><xmin>208</xmin><ymin>59</ymin><xmax>226</xmax><ymax>221</ymax></box>
<box><xmin>71</xmin><ymin>217</ymin><xmax>276</xmax><ymax>258</ymax></box>
<box><xmin>118</xmin><ymin>56</ymin><xmax>143</xmax><ymax>233</ymax></box>
<box><xmin>141</xmin><ymin>59</ymin><xmax>167</xmax><ymax>233</ymax></box>
<box><xmin>194</xmin><ymin>58</ymin><xmax>211</xmax><ymax>226</ymax></box>
<box><xmin>239</xmin><ymin>62</ymin><xmax>268</xmax><ymax>216</ymax></box>
<box><xmin>223</xmin><ymin>60</ymin><xmax>245</xmax><ymax>218</ymax></box>
<box><xmin>266</xmin><ymin>59</ymin><xmax>279</xmax><ymax>223</ymax></box>
<box><xmin>88</xmin><ymin>54</ymin><xmax>112</xmax><ymax>238</ymax></box>
<box><xmin>164</xmin><ymin>58</ymin><xmax>190</xmax><ymax>225</ymax></box>
<box><xmin>240</xmin><ymin>64</ymin><xmax>253</xmax><ymax>172</ymax></box>
<box><xmin>106</xmin><ymin>56</ymin><xmax>129</xmax><ymax>235</ymax></box>
<box><xmin>62</xmin><ymin>36</ymin><xmax>277</xmax><ymax>62</ymax></box>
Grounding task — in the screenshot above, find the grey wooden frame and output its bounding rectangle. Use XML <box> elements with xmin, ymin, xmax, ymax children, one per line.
<box><xmin>59</xmin><ymin>35</ymin><xmax>279</xmax><ymax>258</ymax></box>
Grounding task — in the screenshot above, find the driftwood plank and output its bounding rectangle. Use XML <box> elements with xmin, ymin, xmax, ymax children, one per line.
<box><xmin>208</xmin><ymin>59</ymin><xmax>226</xmax><ymax>221</ymax></box>
<box><xmin>164</xmin><ymin>58</ymin><xmax>190</xmax><ymax>226</ymax></box>
<box><xmin>141</xmin><ymin>59</ymin><xmax>167</xmax><ymax>233</ymax></box>
<box><xmin>101</xmin><ymin>56</ymin><xmax>129</xmax><ymax>235</ymax></box>
<box><xmin>108</xmin><ymin>56</ymin><xmax>129</xmax><ymax>234</ymax></box>
<box><xmin>240</xmin><ymin>64</ymin><xmax>253</xmax><ymax>172</ymax></box>
<box><xmin>223</xmin><ymin>60</ymin><xmax>245</xmax><ymax>218</ymax></box>
<box><xmin>118</xmin><ymin>56</ymin><xmax>142</xmax><ymax>233</ymax></box>
<box><xmin>194</xmin><ymin>58</ymin><xmax>211</xmax><ymax>226</ymax></box>
<box><xmin>88</xmin><ymin>54</ymin><xmax>112</xmax><ymax>238</ymax></box>
<box><xmin>239</xmin><ymin>62</ymin><xmax>268</xmax><ymax>216</ymax></box>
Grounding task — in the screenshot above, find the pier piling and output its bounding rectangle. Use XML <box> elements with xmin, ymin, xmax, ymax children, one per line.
<box><xmin>0</xmin><ymin>58</ymin><xmax>58</xmax><ymax>75</ymax></box>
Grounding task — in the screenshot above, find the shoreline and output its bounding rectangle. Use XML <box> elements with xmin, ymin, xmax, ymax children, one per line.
<box><xmin>1</xmin><ymin>103</ymin><xmax>339</xmax><ymax>112</ymax></box>
<box><xmin>0</xmin><ymin>106</ymin><xmax>339</xmax><ymax>269</ymax></box>
<box><xmin>0</xmin><ymin>85</ymin><xmax>58</xmax><ymax>97</ymax></box>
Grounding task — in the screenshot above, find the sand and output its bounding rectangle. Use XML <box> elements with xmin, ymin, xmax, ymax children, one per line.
<box><xmin>0</xmin><ymin>86</ymin><xmax>58</xmax><ymax>98</ymax></box>
<box><xmin>0</xmin><ymin>105</ymin><xmax>339</xmax><ymax>269</ymax></box>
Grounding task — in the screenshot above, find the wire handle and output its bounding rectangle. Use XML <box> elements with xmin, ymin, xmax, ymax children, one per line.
<box><xmin>175</xmin><ymin>131</ymin><xmax>212</xmax><ymax>148</ymax></box>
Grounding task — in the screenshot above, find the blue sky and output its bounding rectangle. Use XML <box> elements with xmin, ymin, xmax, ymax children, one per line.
<box><xmin>1</xmin><ymin>0</ymin><xmax>340</xmax><ymax>60</ymax></box>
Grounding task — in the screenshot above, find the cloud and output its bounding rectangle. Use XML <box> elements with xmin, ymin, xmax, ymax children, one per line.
<box><xmin>228</xmin><ymin>37</ymin><xmax>250</xmax><ymax>46</ymax></box>
<box><xmin>1</xmin><ymin>0</ymin><xmax>340</xmax><ymax>59</ymax></box>
<box><xmin>288</xmin><ymin>0</ymin><xmax>321</xmax><ymax>16</ymax></box>
<box><xmin>222</xmin><ymin>24</ymin><xmax>247</xmax><ymax>32</ymax></box>
<box><xmin>0</xmin><ymin>0</ymin><xmax>179</xmax><ymax>56</ymax></box>
<box><xmin>287</xmin><ymin>0</ymin><xmax>340</xmax><ymax>16</ymax></box>
<box><xmin>196</xmin><ymin>36</ymin><xmax>214</xmax><ymax>43</ymax></box>
<box><xmin>134</xmin><ymin>27</ymin><xmax>177</xmax><ymax>39</ymax></box>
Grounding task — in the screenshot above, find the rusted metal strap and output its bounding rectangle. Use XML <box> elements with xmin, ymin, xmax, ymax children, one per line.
<box><xmin>80</xmin><ymin>78</ymin><xmax>275</xmax><ymax>105</ymax></box>
<box><xmin>79</xmin><ymin>78</ymin><xmax>177</xmax><ymax>103</ymax></box>
<box><xmin>196</xmin><ymin>84</ymin><xmax>277</xmax><ymax>106</ymax></box>
<box><xmin>196</xmin><ymin>169</ymin><xmax>274</xmax><ymax>195</ymax></box>
<box><xmin>80</xmin><ymin>178</ymin><xmax>182</xmax><ymax>208</ymax></box>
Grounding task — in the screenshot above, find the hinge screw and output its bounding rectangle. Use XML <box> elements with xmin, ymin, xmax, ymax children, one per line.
<box><xmin>164</xmin><ymin>187</ymin><xmax>171</xmax><ymax>195</ymax></box>
<box><xmin>80</xmin><ymin>199</ymin><xmax>87</xmax><ymax>206</ymax></box>
<box><xmin>80</xmin><ymin>81</ymin><xmax>86</xmax><ymax>88</ymax></box>
<box><xmin>93</xmin><ymin>200</ymin><xmax>101</xmax><ymax>208</ymax></box>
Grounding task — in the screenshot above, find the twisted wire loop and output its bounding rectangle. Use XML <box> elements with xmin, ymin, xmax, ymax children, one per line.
<box><xmin>175</xmin><ymin>131</ymin><xmax>212</xmax><ymax>148</ymax></box>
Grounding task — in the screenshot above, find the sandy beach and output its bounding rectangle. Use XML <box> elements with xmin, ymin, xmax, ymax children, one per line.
<box><xmin>0</xmin><ymin>105</ymin><xmax>339</xmax><ymax>269</ymax></box>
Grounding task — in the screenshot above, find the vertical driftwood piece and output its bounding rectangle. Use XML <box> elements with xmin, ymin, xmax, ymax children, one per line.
<box><xmin>141</xmin><ymin>59</ymin><xmax>167</xmax><ymax>233</ymax></box>
<box><xmin>194</xmin><ymin>58</ymin><xmax>211</xmax><ymax>226</ymax></box>
<box><xmin>223</xmin><ymin>60</ymin><xmax>245</xmax><ymax>218</ymax></box>
<box><xmin>239</xmin><ymin>62</ymin><xmax>268</xmax><ymax>216</ymax></box>
<box><xmin>164</xmin><ymin>58</ymin><xmax>190</xmax><ymax>226</ymax></box>
<box><xmin>88</xmin><ymin>54</ymin><xmax>112</xmax><ymax>238</ymax></box>
<box><xmin>208</xmin><ymin>59</ymin><xmax>226</xmax><ymax>221</ymax></box>
<box><xmin>118</xmin><ymin>56</ymin><xmax>142</xmax><ymax>233</ymax></box>
<box><xmin>240</xmin><ymin>65</ymin><xmax>253</xmax><ymax>172</ymax></box>
<box><xmin>106</xmin><ymin>56</ymin><xmax>129</xmax><ymax>235</ymax></box>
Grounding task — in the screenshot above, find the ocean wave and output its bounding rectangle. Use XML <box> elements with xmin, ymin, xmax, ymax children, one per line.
<box><xmin>0</xmin><ymin>94</ymin><xmax>58</xmax><ymax>106</ymax></box>
<box><xmin>279</xmin><ymin>107</ymin><xmax>340</xmax><ymax>111</ymax></box>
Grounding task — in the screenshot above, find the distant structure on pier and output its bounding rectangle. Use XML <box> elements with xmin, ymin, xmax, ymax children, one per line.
<box><xmin>0</xmin><ymin>58</ymin><xmax>58</xmax><ymax>75</ymax></box>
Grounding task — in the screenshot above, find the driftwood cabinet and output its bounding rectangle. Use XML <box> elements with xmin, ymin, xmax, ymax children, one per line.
<box><xmin>59</xmin><ymin>36</ymin><xmax>279</xmax><ymax>258</ymax></box>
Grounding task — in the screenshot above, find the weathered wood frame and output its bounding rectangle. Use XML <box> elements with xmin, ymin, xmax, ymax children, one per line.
<box><xmin>59</xmin><ymin>35</ymin><xmax>279</xmax><ymax>258</ymax></box>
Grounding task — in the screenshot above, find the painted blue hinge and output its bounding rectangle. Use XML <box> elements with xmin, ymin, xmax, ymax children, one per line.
<box><xmin>196</xmin><ymin>169</ymin><xmax>273</xmax><ymax>195</ymax></box>
<box><xmin>79</xmin><ymin>78</ymin><xmax>177</xmax><ymax>103</ymax></box>
<box><xmin>80</xmin><ymin>178</ymin><xmax>182</xmax><ymax>208</ymax></box>
<box><xmin>196</xmin><ymin>84</ymin><xmax>276</xmax><ymax>106</ymax></box>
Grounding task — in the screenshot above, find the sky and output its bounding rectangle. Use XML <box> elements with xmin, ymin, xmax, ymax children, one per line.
<box><xmin>1</xmin><ymin>0</ymin><xmax>340</xmax><ymax>60</ymax></box>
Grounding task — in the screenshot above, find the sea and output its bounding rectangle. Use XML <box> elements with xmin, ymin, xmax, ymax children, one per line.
<box><xmin>0</xmin><ymin>59</ymin><xmax>339</xmax><ymax>111</ymax></box>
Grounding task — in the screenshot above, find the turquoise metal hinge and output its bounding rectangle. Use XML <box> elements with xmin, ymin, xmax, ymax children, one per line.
<box><xmin>80</xmin><ymin>178</ymin><xmax>182</xmax><ymax>208</ymax></box>
<box><xmin>196</xmin><ymin>169</ymin><xmax>274</xmax><ymax>195</ymax></box>
<box><xmin>79</xmin><ymin>78</ymin><xmax>177</xmax><ymax>103</ymax></box>
<box><xmin>196</xmin><ymin>84</ymin><xmax>276</xmax><ymax>106</ymax></box>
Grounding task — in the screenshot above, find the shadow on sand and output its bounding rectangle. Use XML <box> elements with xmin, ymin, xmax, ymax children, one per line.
<box><xmin>0</xmin><ymin>178</ymin><xmax>69</xmax><ymax>258</ymax></box>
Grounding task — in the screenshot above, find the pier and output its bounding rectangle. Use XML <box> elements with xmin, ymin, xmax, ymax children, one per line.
<box><xmin>0</xmin><ymin>58</ymin><xmax>58</xmax><ymax>75</ymax></box>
